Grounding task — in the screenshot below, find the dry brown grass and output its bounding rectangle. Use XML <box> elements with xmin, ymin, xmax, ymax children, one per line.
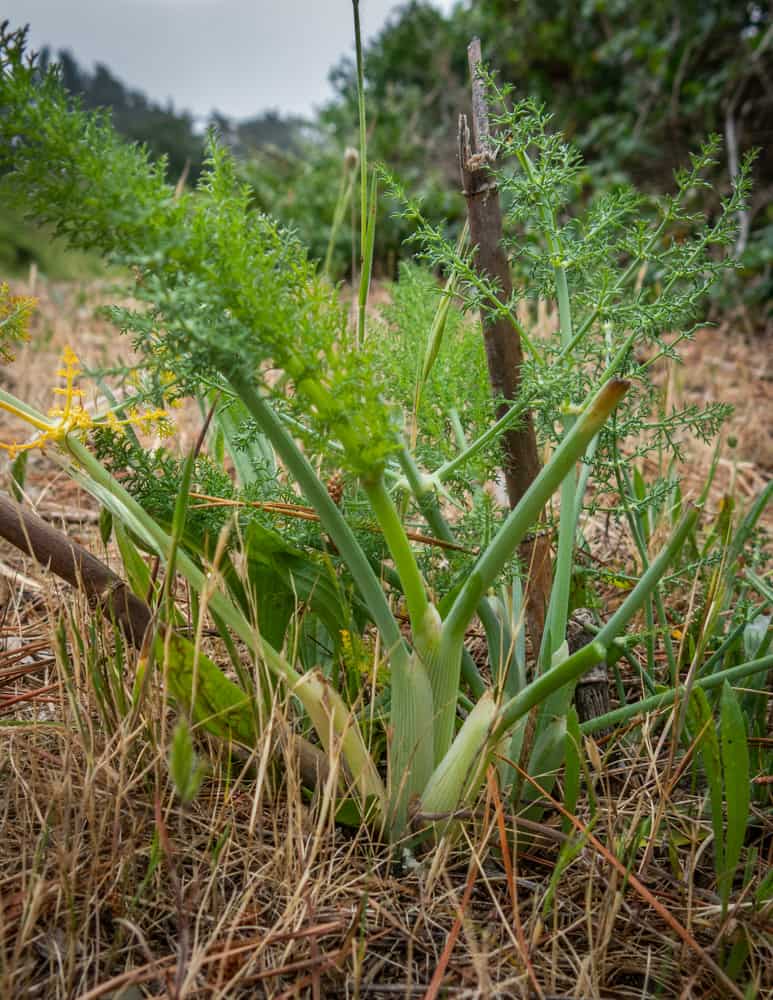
<box><xmin>1</xmin><ymin>603</ymin><xmax>771</xmax><ymax>998</ymax></box>
<box><xmin>0</xmin><ymin>275</ymin><xmax>771</xmax><ymax>998</ymax></box>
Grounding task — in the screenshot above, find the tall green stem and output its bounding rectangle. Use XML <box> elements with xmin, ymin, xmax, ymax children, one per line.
<box><xmin>323</xmin><ymin>158</ymin><xmax>355</xmax><ymax>278</ymax></box>
<box><xmin>539</xmin><ymin>174</ymin><xmax>577</xmax><ymax>670</ymax></box>
<box><xmin>595</xmin><ymin>505</ymin><xmax>699</xmax><ymax>648</ymax></box>
<box><xmin>226</xmin><ymin>372</ymin><xmax>406</xmax><ymax>666</ymax></box>
<box><xmin>364</xmin><ymin>477</ymin><xmax>429</xmax><ymax>640</ymax></box>
<box><xmin>352</xmin><ymin>0</ymin><xmax>368</xmax><ymax>345</ymax></box>
<box><xmin>496</xmin><ymin>504</ymin><xmax>699</xmax><ymax>737</ymax></box>
<box><xmin>495</xmin><ymin>640</ymin><xmax>607</xmax><ymax>738</ymax></box>
<box><xmin>541</xmin><ymin>411</ymin><xmax>577</xmax><ymax>669</ymax></box>
<box><xmin>397</xmin><ymin>446</ymin><xmax>509</xmax><ymax>676</ymax></box>
<box><xmin>371</xmin><ymin>455</ymin><xmax>465</xmax><ymax>765</ymax></box>
<box><xmin>443</xmin><ymin>379</ymin><xmax>630</xmax><ymax>646</ymax></box>
<box><xmin>227</xmin><ymin>373</ymin><xmax>430</xmax><ymax>835</ymax></box>
<box><xmin>580</xmin><ymin>653</ymin><xmax>773</xmax><ymax>734</ymax></box>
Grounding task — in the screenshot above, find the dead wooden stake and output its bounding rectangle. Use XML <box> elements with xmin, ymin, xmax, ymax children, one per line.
<box><xmin>459</xmin><ymin>38</ymin><xmax>551</xmax><ymax>652</ymax></box>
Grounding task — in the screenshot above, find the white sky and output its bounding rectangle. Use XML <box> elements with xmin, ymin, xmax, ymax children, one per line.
<box><xmin>6</xmin><ymin>0</ymin><xmax>459</xmax><ymax>121</ymax></box>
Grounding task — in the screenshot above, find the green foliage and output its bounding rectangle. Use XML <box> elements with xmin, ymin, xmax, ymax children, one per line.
<box><xmin>325</xmin><ymin>0</ymin><xmax>771</xmax><ymax>317</ymax></box>
<box><xmin>168</xmin><ymin>718</ymin><xmax>206</xmax><ymax>805</ymax></box>
<box><xmin>92</xmin><ymin>432</ymin><xmax>232</xmax><ymax>541</ymax></box>
<box><xmin>719</xmin><ymin>681</ymin><xmax>751</xmax><ymax>914</ymax></box>
<box><xmin>0</xmin><ymin>281</ymin><xmax>34</xmax><ymax>360</ymax></box>
<box><xmin>164</xmin><ymin>634</ymin><xmax>258</xmax><ymax>748</ymax></box>
<box><xmin>0</xmin><ymin>23</ymin><xmax>766</xmax><ymax>902</ymax></box>
<box><xmin>401</xmin><ymin>84</ymin><xmax>749</xmax><ymax>529</ymax></box>
<box><xmin>0</xmin><ymin>25</ymin><xmax>399</xmax><ymax>481</ymax></box>
<box><xmin>93</xmin><ymin>416</ymin><xmax>358</xmax><ymax>667</ymax></box>
<box><xmin>686</xmin><ymin>689</ymin><xmax>726</xmax><ymax>893</ymax></box>
<box><xmin>240</xmin><ymin>143</ymin><xmax>358</xmax><ymax>279</ymax></box>
<box><xmin>374</xmin><ymin>265</ymin><xmax>490</xmax><ymax>470</ymax></box>
<box><xmin>461</xmin><ymin>1</ymin><xmax>768</xmax><ymax>180</ymax></box>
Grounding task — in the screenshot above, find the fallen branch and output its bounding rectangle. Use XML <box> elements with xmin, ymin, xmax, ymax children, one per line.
<box><xmin>0</xmin><ymin>491</ymin><xmax>150</xmax><ymax>645</ymax></box>
<box><xmin>0</xmin><ymin>490</ymin><xmax>329</xmax><ymax>789</ymax></box>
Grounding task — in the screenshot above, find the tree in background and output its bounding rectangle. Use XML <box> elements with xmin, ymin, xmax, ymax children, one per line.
<box><xmin>10</xmin><ymin>3</ymin><xmax>772</xmax><ymax>311</ymax></box>
<box><xmin>325</xmin><ymin>0</ymin><xmax>770</xmax><ymax>203</ymax></box>
<box><xmin>318</xmin><ymin>0</ymin><xmax>771</xmax><ymax>311</ymax></box>
<box><xmin>38</xmin><ymin>46</ymin><xmax>205</xmax><ymax>183</ymax></box>
<box><xmin>35</xmin><ymin>47</ymin><xmax>309</xmax><ymax>186</ymax></box>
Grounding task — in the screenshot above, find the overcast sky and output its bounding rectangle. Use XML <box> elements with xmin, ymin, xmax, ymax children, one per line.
<box><xmin>6</xmin><ymin>0</ymin><xmax>458</xmax><ymax>121</ymax></box>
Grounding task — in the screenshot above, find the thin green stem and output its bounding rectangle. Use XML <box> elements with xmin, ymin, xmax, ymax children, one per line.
<box><xmin>580</xmin><ymin>653</ymin><xmax>773</xmax><ymax>734</ymax></box>
<box><xmin>226</xmin><ymin>372</ymin><xmax>407</xmax><ymax>667</ymax></box>
<box><xmin>744</xmin><ymin>568</ymin><xmax>773</xmax><ymax>604</ymax></box>
<box><xmin>363</xmin><ymin>477</ymin><xmax>429</xmax><ymax>639</ymax></box>
<box><xmin>352</xmin><ymin>0</ymin><xmax>368</xmax><ymax>345</ymax></box>
<box><xmin>495</xmin><ymin>640</ymin><xmax>607</xmax><ymax>737</ymax></box>
<box><xmin>417</xmin><ymin>221</ymin><xmax>469</xmax><ymax>395</ymax></box>
<box><xmin>323</xmin><ymin>163</ymin><xmax>355</xmax><ymax>278</ymax></box>
<box><xmin>611</xmin><ymin>443</ymin><xmax>678</xmax><ymax>682</ymax></box>
<box><xmin>495</xmin><ymin>504</ymin><xmax>699</xmax><ymax>738</ymax></box>
<box><xmin>443</xmin><ymin>379</ymin><xmax>630</xmax><ymax>646</ymax></box>
<box><xmin>357</xmin><ymin>170</ymin><xmax>378</xmax><ymax>341</ymax></box>
<box><xmin>596</xmin><ymin>506</ymin><xmax>700</xmax><ymax>648</ymax></box>
<box><xmin>554</xmin><ymin>263</ymin><xmax>573</xmax><ymax>348</ymax></box>
<box><xmin>432</xmin><ymin>392</ymin><xmax>537</xmax><ymax>484</ymax></box>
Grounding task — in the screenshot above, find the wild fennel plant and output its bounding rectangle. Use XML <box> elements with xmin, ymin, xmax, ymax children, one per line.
<box><xmin>387</xmin><ymin>73</ymin><xmax>755</xmax><ymax>659</ymax></box>
<box><xmin>0</xmin><ymin>26</ymin><xmax>768</xmax><ymax>848</ymax></box>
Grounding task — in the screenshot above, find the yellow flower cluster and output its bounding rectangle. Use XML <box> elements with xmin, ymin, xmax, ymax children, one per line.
<box><xmin>126</xmin><ymin>366</ymin><xmax>184</xmax><ymax>410</ymax></box>
<box><xmin>0</xmin><ymin>346</ymin><xmax>175</xmax><ymax>459</ymax></box>
<box><xmin>339</xmin><ymin>628</ymin><xmax>387</xmax><ymax>686</ymax></box>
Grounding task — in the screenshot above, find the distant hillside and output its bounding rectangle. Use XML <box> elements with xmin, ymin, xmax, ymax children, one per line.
<box><xmin>37</xmin><ymin>46</ymin><xmax>308</xmax><ymax>183</ymax></box>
